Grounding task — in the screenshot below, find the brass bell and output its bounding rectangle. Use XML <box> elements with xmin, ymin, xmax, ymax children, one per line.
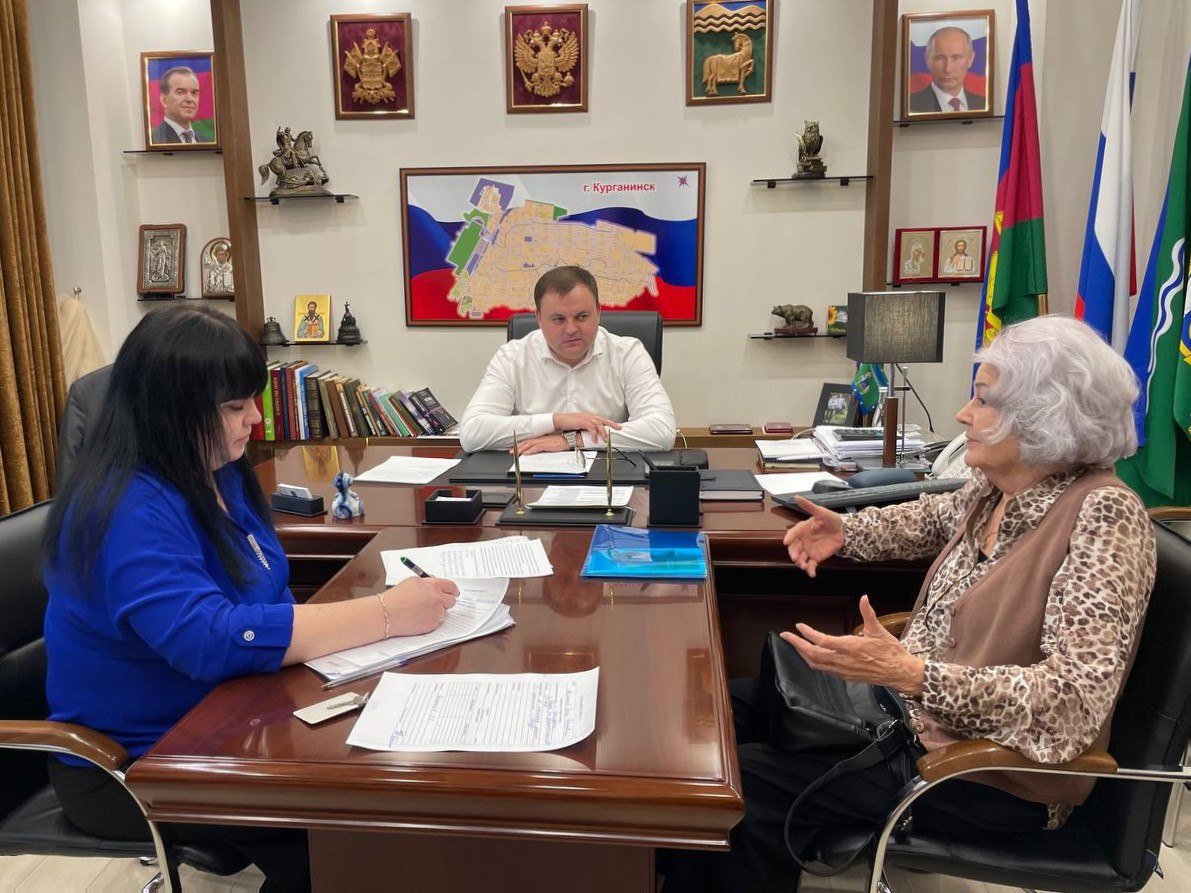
<box><xmin>260</xmin><ymin>316</ymin><xmax>288</xmax><ymax>346</ymax></box>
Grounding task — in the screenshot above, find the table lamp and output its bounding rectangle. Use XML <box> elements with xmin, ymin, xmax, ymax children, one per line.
<box><xmin>846</xmin><ymin>291</ymin><xmax>945</xmax><ymax>467</ymax></box>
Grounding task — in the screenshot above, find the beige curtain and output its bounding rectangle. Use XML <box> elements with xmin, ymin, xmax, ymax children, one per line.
<box><xmin>0</xmin><ymin>0</ymin><xmax>65</xmax><ymax>515</ymax></box>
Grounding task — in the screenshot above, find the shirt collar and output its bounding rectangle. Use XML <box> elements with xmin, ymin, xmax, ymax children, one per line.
<box><xmin>535</xmin><ymin>327</ymin><xmax>608</xmax><ymax>370</ymax></box>
<box><xmin>931</xmin><ymin>82</ymin><xmax>967</xmax><ymax>109</ymax></box>
<box><xmin>164</xmin><ymin>117</ymin><xmax>194</xmax><ymax>138</ymax></box>
<box><xmin>966</xmin><ymin>467</ymin><xmax>1085</xmax><ymax>553</ymax></box>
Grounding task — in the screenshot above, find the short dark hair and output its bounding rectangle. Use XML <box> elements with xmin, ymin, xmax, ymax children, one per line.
<box><xmin>159</xmin><ymin>66</ymin><xmax>196</xmax><ymax>96</ymax></box>
<box><xmin>533</xmin><ymin>266</ymin><xmax>599</xmax><ymax>312</ymax></box>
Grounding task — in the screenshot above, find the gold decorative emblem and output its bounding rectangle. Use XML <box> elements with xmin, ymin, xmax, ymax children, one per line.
<box><xmin>343</xmin><ymin>28</ymin><xmax>401</xmax><ymax>104</ymax></box>
<box><xmin>513</xmin><ymin>22</ymin><xmax>579</xmax><ymax>99</ymax></box>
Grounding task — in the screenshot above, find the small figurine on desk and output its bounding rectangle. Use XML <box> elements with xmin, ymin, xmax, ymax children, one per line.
<box><xmin>336</xmin><ymin>302</ymin><xmax>363</xmax><ymax>345</ymax></box>
<box><xmin>793</xmin><ymin>120</ymin><xmax>827</xmax><ymax>179</ymax></box>
<box><xmin>331</xmin><ymin>471</ymin><xmax>365</xmax><ymax>519</ymax></box>
<box><xmin>771</xmin><ymin>303</ymin><xmax>817</xmax><ymax>336</ymax></box>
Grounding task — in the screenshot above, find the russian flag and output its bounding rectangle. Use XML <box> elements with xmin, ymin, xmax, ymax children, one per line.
<box><xmin>1074</xmin><ymin>0</ymin><xmax>1138</xmax><ymax>352</ymax></box>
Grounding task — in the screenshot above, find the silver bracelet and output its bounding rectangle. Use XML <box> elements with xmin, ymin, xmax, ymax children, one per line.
<box><xmin>375</xmin><ymin>592</ymin><xmax>390</xmax><ymax>639</ymax></box>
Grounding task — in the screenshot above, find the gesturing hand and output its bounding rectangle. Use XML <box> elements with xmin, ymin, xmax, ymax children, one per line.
<box><xmin>781</xmin><ymin>596</ymin><xmax>924</xmax><ymax>696</ymax></box>
<box><xmin>552</xmin><ymin>412</ymin><xmax>622</xmax><ymax>445</ymax></box>
<box><xmin>386</xmin><ymin>577</ymin><xmax>459</xmax><ymax>637</ymax></box>
<box><xmin>782</xmin><ymin>495</ymin><xmax>845</xmax><ymax>577</ymax></box>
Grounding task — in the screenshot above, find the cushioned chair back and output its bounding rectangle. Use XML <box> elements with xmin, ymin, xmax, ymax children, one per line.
<box><xmin>0</xmin><ymin>503</ymin><xmax>52</xmax><ymax>818</ymax></box>
<box><xmin>1071</xmin><ymin>522</ymin><xmax>1191</xmax><ymax>882</ymax></box>
<box><xmin>506</xmin><ymin>311</ymin><xmax>663</xmax><ymax>374</ymax></box>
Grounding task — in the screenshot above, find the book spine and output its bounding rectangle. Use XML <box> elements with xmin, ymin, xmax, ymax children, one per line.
<box><xmin>330</xmin><ymin>378</ymin><xmax>352</xmax><ymax>438</ymax></box>
<box><xmin>353</xmin><ymin>386</ymin><xmax>376</xmax><ymax>436</ymax></box>
<box><xmin>389</xmin><ymin>392</ymin><xmax>420</xmax><ymax>435</ymax></box>
<box><xmin>261</xmin><ymin>372</ymin><xmax>276</xmax><ymax>441</ymax></box>
<box><xmin>345</xmin><ymin>380</ymin><xmax>371</xmax><ymax>438</ymax></box>
<box><xmin>397</xmin><ymin>391</ymin><xmax>430</xmax><ymax>435</ymax></box>
<box><xmin>304</xmin><ymin>373</ymin><xmax>324</xmax><ymax>439</ymax></box>
<box><xmin>366</xmin><ymin>389</ymin><xmax>399</xmax><ymax>436</ymax></box>
<box><xmin>408</xmin><ymin>388</ymin><xmax>445</xmax><ymax>433</ymax></box>
<box><xmin>250</xmin><ymin>394</ymin><xmax>265</xmax><ymax>441</ymax></box>
<box><xmin>269</xmin><ymin>366</ymin><xmax>284</xmax><ymax>441</ymax></box>
<box><xmin>288</xmin><ymin>365</ymin><xmax>301</xmax><ymax>441</ymax></box>
<box><xmin>378</xmin><ymin>391</ymin><xmax>411</xmax><ymax>437</ymax></box>
<box><xmin>417</xmin><ymin>387</ymin><xmax>458</xmax><ymax>430</ymax></box>
<box><xmin>333</xmin><ymin>379</ymin><xmax>357</xmax><ymax>437</ymax></box>
<box><xmin>317</xmin><ymin>374</ymin><xmax>338</xmax><ymax>439</ymax></box>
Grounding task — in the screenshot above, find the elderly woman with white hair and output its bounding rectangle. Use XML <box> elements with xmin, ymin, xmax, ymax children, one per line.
<box><xmin>662</xmin><ymin>316</ymin><xmax>1158</xmax><ymax>893</ymax></box>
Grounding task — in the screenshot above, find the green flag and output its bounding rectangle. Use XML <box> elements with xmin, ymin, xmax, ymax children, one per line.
<box><xmin>1117</xmin><ymin>56</ymin><xmax>1191</xmax><ymax>507</ymax></box>
<box><xmin>851</xmin><ymin>363</ymin><xmax>887</xmax><ymax>415</ymax></box>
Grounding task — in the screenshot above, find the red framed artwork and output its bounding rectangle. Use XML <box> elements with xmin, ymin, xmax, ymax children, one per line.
<box><xmin>505</xmin><ymin>4</ymin><xmax>588</xmax><ymax>114</ymax></box>
<box><xmin>892</xmin><ymin>228</ymin><xmax>938</xmax><ymax>284</ymax></box>
<box><xmin>330</xmin><ymin>13</ymin><xmax>414</xmax><ymax>119</ymax></box>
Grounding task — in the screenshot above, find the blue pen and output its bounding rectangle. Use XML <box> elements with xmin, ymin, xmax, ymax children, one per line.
<box><xmin>399</xmin><ymin>556</ymin><xmax>432</xmax><ymax>578</ymax></box>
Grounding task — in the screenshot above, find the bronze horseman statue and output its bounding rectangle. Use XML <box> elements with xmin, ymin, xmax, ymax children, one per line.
<box><xmin>258</xmin><ymin>127</ymin><xmax>331</xmax><ymax>198</ymax></box>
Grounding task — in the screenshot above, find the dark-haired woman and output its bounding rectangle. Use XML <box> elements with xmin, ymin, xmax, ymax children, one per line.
<box><xmin>43</xmin><ymin>306</ymin><xmax>458</xmax><ymax>891</ymax></box>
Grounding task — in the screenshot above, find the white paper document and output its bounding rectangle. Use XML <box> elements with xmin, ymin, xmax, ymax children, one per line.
<box><xmin>528</xmin><ymin>486</ymin><xmax>634</xmax><ymax>508</ymax></box>
<box><xmin>509</xmin><ymin>451</ymin><xmax>597</xmax><ymax>475</ymax></box>
<box><xmin>353</xmin><ymin>455</ymin><xmax>461</xmax><ymax>485</ymax></box>
<box><xmin>754</xmin><ymin>471</ymin><xmax>844</xmax><ymax>496</ymax></box>
<box><xmin>381</xmin><ymin>536</ymin><xmax>553</xmax><ymax>585</ymax></box>
<box><xmin>756</xmin><ymin>439</ymin><xmax>824</xmax><ymax>461</ymax></box>
<box><xmin>347</xmin><ymin>668</ymin><xmax>600</xmax><ymax>752</ymax></box>
<box><xmin>305</xmin><ymin>578</ymin><xmax>513</xmax><ymax>685</ymax></box>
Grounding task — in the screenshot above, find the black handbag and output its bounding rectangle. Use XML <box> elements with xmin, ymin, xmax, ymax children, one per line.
<box><xmin>756</xmin><ymin>631</ymin><xmax>921</xmax><ymax>875</ymax></box>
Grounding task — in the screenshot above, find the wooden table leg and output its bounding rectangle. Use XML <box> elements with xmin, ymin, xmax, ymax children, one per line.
<box><xmin>309</xmin><ymin>830</ymin><xmax>655</xmax><ymax>891</ymax></box>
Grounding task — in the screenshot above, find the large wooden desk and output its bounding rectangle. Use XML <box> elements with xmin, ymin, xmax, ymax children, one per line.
<box><xmin>128</xmin><ymin>527</ymin><xmax>742</xmax><ymax>890</ymax></box>
<box><xmin>126</xmin><ymin>445</ymin><xmax>928</xmax><ymax>891</ymax></box>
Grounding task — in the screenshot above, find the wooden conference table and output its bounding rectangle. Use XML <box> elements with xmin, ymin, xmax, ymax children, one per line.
<box><xmin>126</xmin><ymin>446</ymin><xmax>929</xmax><ymax>891</ymax></box>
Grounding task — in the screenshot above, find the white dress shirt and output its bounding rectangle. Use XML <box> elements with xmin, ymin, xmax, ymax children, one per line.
<box><xmin>931</xmin><ymin>82</ymin><xmax>967</xmax><ymax>112</ymax></box>
<box><xmin>459</xmin><ymin>327</ymin><xmax>677</xmax><ymax>452</ymax></box>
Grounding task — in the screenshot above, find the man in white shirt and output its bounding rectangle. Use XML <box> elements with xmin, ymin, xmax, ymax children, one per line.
<box><xmin>908</xmin><ymin>27</ymin><xmax>987</xmax><ymax>114</ymax></box>
<box><xmin>459</xmin><ymin>266</ymin><xmax>677</xmax><ymax>455</ymax></box>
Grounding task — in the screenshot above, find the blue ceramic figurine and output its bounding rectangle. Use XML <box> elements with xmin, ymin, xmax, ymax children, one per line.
<box><xmin>331</xmin><ymin>471</ymin><xmax>364</xmax><ymax>519</ymax></box>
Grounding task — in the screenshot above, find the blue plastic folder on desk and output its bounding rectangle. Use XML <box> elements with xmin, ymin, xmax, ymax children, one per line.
<box><xmin>580</xmin><ymin>525</ymin><xmax>708</xmax><ymax>580</ymax></box>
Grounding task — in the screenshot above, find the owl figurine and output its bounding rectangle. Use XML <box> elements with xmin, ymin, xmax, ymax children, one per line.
<box><xmin>332</xmin><ymin>471</ymin><xmax>365</xmax><ymax>519</ymax></box>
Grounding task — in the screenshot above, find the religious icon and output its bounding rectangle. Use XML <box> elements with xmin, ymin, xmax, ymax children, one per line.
<box><xmin>293</xmin><ymin>294</ymin><xmax>332</xmax><ymax>343</ymax></box>
<box><xmin>505</xmin><ymin>5</ymin><xmax>588</xmax><ymax>113</ymax></box>
<box><xmin>330</xmin><ymin>14</ymin><xmax>414</xmax><ymax>119</ymax></box>
<box><xmin>937</xmin><ymin>226</ymin><xmax>987</xmax><ymax>281</ymax></box>
<box><xmin>137</xmin><ymin>223</ymin><xmax>186</xmax><ymax>296</ymax></box>
<box><xmin>200</xmin><ymin>237</ymin><xmax>234</xmax><ymax>299</ymax></box>
<box><xmin>892</xmin><ymin>228</ymin><xmax>938</xmax><ymax>284</ymax></box>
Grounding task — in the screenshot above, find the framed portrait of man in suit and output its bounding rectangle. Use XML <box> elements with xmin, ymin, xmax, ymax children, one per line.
<box><xmin>901</xmin><ymin>11</ymin><xmax>994</xmax><ymax>122</ymax></box>
<box><xmin>141</xmin><ymin>51</ymin><xmax>220</xmax><ymax>151</ymax></box>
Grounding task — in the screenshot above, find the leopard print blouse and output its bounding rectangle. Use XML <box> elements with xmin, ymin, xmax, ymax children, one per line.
<box><xmin>839</xmin><ymin>468</ymin><xmax>1156</xmax><ymax>827</ymax></box>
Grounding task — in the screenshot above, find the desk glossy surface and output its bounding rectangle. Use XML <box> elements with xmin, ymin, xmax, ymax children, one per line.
<box><xmin>127</xmin><ymin>527</ymin><xmax>743</xmax><ymax>849</ymax></box>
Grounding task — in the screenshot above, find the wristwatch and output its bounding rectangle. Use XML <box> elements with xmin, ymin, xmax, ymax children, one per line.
<box><xmin>562</xmin><ymin>431</ymin><xmax>579</xmax><ymax>449</ymax></box>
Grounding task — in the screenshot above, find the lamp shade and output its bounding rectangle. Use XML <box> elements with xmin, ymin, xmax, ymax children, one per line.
<box><xmin>846</xmin><ymin>291</ymin><xmax>945</xmax><ymax>364</ymax></box>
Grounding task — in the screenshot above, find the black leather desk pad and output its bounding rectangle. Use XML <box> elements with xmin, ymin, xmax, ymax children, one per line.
<box><xmin>496</xmin><ymin>504</ymin><xmax>634</xmax><ymax>527</ymax></box>
<box><xmin>448</xmin><ymin>451</ymin><xmax>651</xmax><ymax>485</ymax></box>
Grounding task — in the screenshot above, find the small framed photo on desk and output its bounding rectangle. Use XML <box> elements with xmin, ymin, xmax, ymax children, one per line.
<box><xmin>813</xmin><ymin>383</ymin><xmax>858</xmax><ymax>427</ymax></box>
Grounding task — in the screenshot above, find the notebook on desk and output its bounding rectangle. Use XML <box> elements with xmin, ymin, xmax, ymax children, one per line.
<box><xmin>698</xmin><ymin>469</ymin><xmax>763</xmax><ymax>501</ymax></box>
<box><xmin>449</xmin><ymin>450</ymin><xmax>650</xmax><ymax>485</ymax></box>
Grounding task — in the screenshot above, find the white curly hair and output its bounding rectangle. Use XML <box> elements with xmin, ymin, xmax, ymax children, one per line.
<box><xmin>973</xmin><ymin>315</ymin><xmax>1139</xmax><ymax>468</ymax></box>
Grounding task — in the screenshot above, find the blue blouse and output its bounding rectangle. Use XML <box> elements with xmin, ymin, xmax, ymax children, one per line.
<box><xmin>44</xmin><ymin>462</ymin><xmax>295</xmax><ymax>763</ymax></box>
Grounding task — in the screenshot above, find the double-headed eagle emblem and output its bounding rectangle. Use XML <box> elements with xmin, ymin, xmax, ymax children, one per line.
<box><xmin>344</xmin><ymin>28</ymin><xmax>401</xmax><ymax>104</ymax></box>
<box><xmin>513</xmin><ymin>22</ymin><xmax>579</xmax><ymax>99</ymax></box>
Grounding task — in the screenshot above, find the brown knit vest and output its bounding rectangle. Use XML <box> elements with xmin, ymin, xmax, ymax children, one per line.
<box><xmin>910</xmin><ymin>470</ymin><xmax>1139</xmax><ymax>807</ymax></box>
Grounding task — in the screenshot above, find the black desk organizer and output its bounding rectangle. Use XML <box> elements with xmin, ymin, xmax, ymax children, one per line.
<box><xmin>496</xmin><ymin>502</ymin><xmax>634</xmax><ymax>527</ymax></box>
<box><xmin>269</xmin><ymin>492</ymin><xmax>325</xmax><ymax>516</ymax></box>
<box><xmin>423</xmin><ymin>489</ymin><xmax>484</xmax><ymax>525</ymax></box>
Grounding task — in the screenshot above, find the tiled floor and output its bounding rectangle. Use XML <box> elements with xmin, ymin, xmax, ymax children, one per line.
<box><xmin>1</xmin><ymin>807</ymin><xmax>1187</xmax><ymax>891</ymax></box>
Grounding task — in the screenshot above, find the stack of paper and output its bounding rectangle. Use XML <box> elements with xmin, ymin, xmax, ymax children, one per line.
<box><xmin>528</xmin><ymin>485</ymin><xmax>633</xmax><ymax>508</ymax></box>
<box><xmin>509</xmin><ymin>451</ymin><xmax>597</xmax><ymax>475</ymax></box>
<box><xmin>380</xmin><ymin>535</ymin><xmax>553</xmax><ymax>584</ymax></box>
<box><xmin>305</xmin><ymin>578</ymin><xmax>514</xmax><ymax>686</ymax></box>
<box><xmin>754</xmin><ymin>471</ymin><xmax>844</xmax><ymax>496</ymax></box>
<box><xmin>756</xmin><ymin>438</ymin><xmax>824</xmax><ymax>463</ymax></box>
<box><xmin>347</xmin><ymin>668</ymin><xmax>599</xmax><ymax>753</ymax></box>
<box><xmin>812</xmin><ymin>425</ymin><xmax>925</xmax><ymax>462</ymax></box>
<box><xmin>354</xmin><ymin>455</ymin><xmax>461</xmax><ymax>484</ymax></box>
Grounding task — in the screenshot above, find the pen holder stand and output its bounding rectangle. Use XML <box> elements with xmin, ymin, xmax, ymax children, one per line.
<box><xmin>424</xmin><ymin>489</ymin><xmax>484</xmax><ymax>525</ymax></box>
<box><xmin>270</xmin><ymin>492</ymin><xmax>326</xmax><ymax>517</ymax></box>
<box><xmin>648</xmin><ymin>468</ymin><xmax>701</xmax><ymax>527</ymax></box>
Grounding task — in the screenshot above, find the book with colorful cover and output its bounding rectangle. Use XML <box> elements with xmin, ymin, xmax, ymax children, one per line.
<box><xmin>411</xmin><ymin>387</ymin><xmax>458</xmax><ymax>434</ymax></box>
<box><xmin>261</xmin><ymin>371</ymin><xmax>276</xmax><ymax>441</ymax></box>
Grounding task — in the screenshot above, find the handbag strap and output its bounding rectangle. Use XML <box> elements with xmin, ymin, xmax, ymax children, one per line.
<box><xmin>782</xmin><ymin>722</ymin><xmax>915</xmax><ymax>876</ymax></box>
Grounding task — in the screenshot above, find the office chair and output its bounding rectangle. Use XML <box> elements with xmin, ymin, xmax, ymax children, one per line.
<box><xmin>506</xmin><ymin>311</ymin><xmax>664</xmax><ymax>374</ymax></box>
<box><xmin>0</xmin><ymin>501</ymin><xmax>250</xmax><ymax>893</ymax></box>
<box><xmin>823</xmin><ymin>519</ymin><xmax>1191</xmax><ymax>893</ymax></box>
<box><xmin>56</xmin><ymin>364</ymin><xmax>111</xmax><ymax>487</ymax></box>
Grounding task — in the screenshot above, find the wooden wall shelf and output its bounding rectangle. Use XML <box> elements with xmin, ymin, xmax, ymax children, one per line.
<box><xmin>895</xmin><ymin>115</ymin><xmax>1004</xmax><ymax>128</ymax></box>
<box><xmin>246</xmin><ymin>194</ymin><xmax>358</xmax><ymax>205</ymax></box>
<box><xmin>751</xmin><ymin>176</ymin><xmax>872</xmax><ymax>188</ymax></box>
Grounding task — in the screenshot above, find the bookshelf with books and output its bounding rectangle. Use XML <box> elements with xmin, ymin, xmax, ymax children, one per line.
<box><xmin>246</xmin><ymin>359</ymin><xmax>460</xmax><ymax>454</ymax></box>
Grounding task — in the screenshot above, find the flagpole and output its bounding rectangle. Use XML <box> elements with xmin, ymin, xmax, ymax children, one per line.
<box><xmin>1037</xmin><ymin>293</ymin><xmax>1048</xmax><ymax>315</ymax></box>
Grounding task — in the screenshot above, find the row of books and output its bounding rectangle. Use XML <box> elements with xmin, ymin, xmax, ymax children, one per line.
<box><xmin>250</xmin><ymin>360</ymin><xmax>459</xmax><ymax>442</ymax></box>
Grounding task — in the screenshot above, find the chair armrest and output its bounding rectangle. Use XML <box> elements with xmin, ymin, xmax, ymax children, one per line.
<box><xmin>916</xmin><ymin>738</ymin><xmax>1118</xmax><ymax>784</ymax></box>
<box><xmin>852</xmin><ymin>611</ymin><xmax>913</xmax><ymax>638</ymax></box>
<box><xmin>1149</xmin><ymin>506</ymin><xmax>1191</xmax><ymax>521</ymax></box>
<box><xmin>0</xmin><ymin>720</ymin><xmax>130</xmax><ymax>772</ymax></box>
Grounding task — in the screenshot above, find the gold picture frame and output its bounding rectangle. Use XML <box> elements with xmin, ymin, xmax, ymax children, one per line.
<box><xmin>504</xmin><ymin>4</ymin><xmax>588</xmax><ymax>114</ymax></box>
<box><xmin>140</xmin><ymin>51</ymin><xmax>219</xmax><ymax>151</ymax></box>
<box><xmin>900</xmin><ymin>10</ymin><xmax>995</xmax><ymax>121</ymax></box>
<box><xmin>330</xmin><ymin>13</ymin><xmax>414</xmax><ymax>120</ymax></box>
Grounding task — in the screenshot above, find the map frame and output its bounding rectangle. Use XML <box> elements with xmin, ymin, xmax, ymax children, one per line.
<box><xmin>400</xmin><ymin>162</ymin><xmax>706</xmax><ymax>327</ymax></box>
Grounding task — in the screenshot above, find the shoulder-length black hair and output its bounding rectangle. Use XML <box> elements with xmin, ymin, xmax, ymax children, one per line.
<box><xmin>45</xmin><ymin>305</ymin><xmax>271</xmax><ymax>588</ymax></box>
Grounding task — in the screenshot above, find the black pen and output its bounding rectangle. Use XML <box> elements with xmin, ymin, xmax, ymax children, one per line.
<box><xmin>399</xmin><ymin>555</ymin><xmax>432</xmax><ymax>578</ymax></box>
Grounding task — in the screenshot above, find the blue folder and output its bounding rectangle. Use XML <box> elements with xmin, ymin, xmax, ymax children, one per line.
<box><xmin>580</xmin><ymin>525</ymin><xmax>708</xmax><ymax>580</ymax></box>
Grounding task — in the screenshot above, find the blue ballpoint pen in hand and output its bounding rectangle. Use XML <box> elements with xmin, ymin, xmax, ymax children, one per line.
<box><xmin>399</xmin><ymin>555</ymin><xmax>432</xmax><ymax>578</ymax></box>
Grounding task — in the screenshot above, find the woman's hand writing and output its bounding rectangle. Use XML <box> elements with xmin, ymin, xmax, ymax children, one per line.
<box><xmin>385</xmin><ymin>577</ymin><xmax>459</xmax><ymax>637</ymax></box>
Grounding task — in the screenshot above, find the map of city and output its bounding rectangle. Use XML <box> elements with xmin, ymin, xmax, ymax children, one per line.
<box><xmin>444</xmin><ymin>179</ymin><xmax>660</xmax><ymax>318</ymax></box>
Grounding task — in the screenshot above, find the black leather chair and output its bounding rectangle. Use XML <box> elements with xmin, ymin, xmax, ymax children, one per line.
<box><xmin>0</xmin><ymin>501</ymin><xmax>250</xmax><ymax>892</ymax></box>
<box><xmin>815</xmin><ymin>519</ymin><xmax>1191</xmax><ymax>893</ymax></box>
<box><xmin>506</xmin><ymin>311</ymin><xmax>663</xmax><ymax>374</ymax></box>
<box><xmin>56</xmin><ymin>364</ymin><xmax>111</xmax><ymax>487</ymax></box>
